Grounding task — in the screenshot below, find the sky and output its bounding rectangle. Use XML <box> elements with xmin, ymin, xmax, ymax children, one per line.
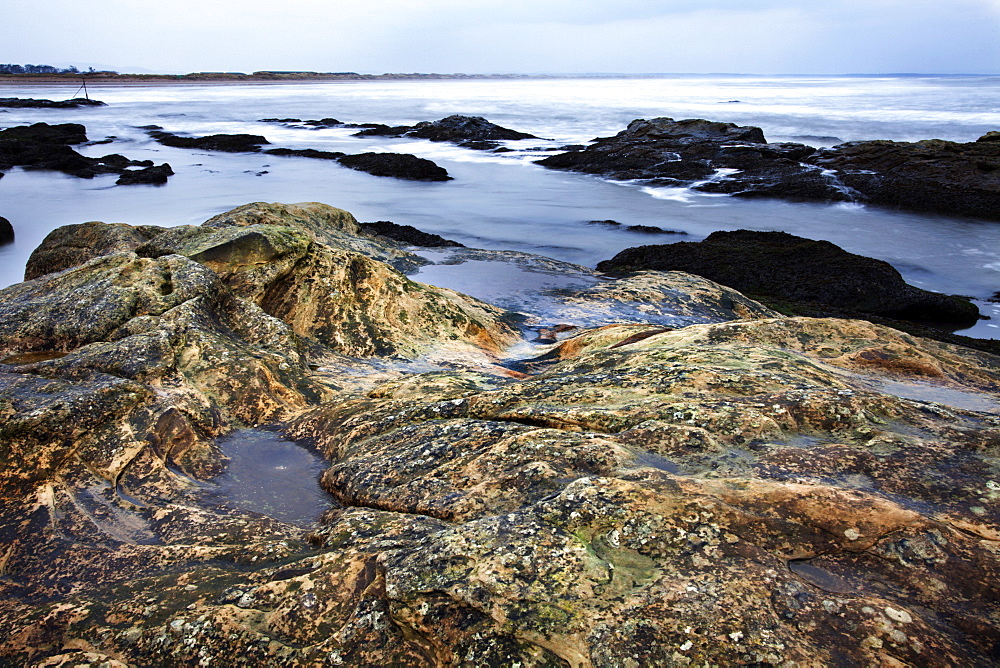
<box><xmin>3</xmin><ymin>0</ymin><xmax>1000</xmax><ymax>75</ymax></box>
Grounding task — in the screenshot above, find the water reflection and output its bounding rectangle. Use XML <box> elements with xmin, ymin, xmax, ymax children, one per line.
<box><xmin>207</xmin><ymin>429</ymin><xmax>335</xmax><ymax>526</ymax></box>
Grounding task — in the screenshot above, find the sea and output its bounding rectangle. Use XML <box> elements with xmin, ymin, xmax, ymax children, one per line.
<box><xmin>1</xmin><ymin>75</ymin><xmax>999</xmax><ymax>338</ymax></box>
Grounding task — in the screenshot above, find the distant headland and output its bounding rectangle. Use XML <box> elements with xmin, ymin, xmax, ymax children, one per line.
<box><xmin>0</xmin><ymin>69</ymin><xmax>550</xmax><ymax>83</ymax></box>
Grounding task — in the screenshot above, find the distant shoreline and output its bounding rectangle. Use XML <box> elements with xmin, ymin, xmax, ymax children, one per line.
<box><xmin>3</xmin><ymin>71</ymin><xmax>995</xmax><ymax>86</ymax></box>
<box><xmin>0</xmin><ymin>72</ymin><xmax>566</xmax><ymax>85</ymax></box>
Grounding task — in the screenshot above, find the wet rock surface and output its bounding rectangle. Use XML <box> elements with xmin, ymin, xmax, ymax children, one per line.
<box><xmin>597</xmin><ymin>230</ymin><xmax>981</xmax><ymax>328</ymax></box>
<box><xmin>147</xmin><ymin>129</ymin><xmax>271</xmax><ymax>152</ymax></box>
<box><xmin>537</xmin><ymin>117</ymin><xmax>1000</xmax><ymax>220</ymax></box>
<box><xmin>1</xmin><ymin>202</ymin><xmax>999</xmax><ymax>666</ymax></box>
<box><xmin>0</xmin><ymin>122</ymin><xmax>171</xmax><ymax>182</ymax></box>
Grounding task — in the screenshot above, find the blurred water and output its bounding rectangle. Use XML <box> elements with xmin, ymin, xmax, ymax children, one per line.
<box><xmin>1</xmin><ymin>76</ymin><xmax>998</xmax><ymax>337</ymax></box>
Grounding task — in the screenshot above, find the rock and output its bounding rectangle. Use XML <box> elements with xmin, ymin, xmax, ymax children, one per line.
<box><xmin>409</xmin><ymin>114</ymin><xmax>538</xmax><ymax>142</ymax></box>
<box><xmin>0</xmin><ymin>215</ymin><xmax>12</xmax><ymax>245</ymax></box>
<box><xmin>353</xmin><ymin>115</ymin><xmax>537</xmax><ymax>149</ymax></box>
<box><xmin>264</xmin><ymin>147</ymin><xmax>345</xmax><ymax>160</ymax></box>
<box><xmin>597</xmin><ymin>230</ymin><xmax>981</xmax><ymax>327</ymax></box>
<box><xmin>359</xmin><ymin>220</ymin><xmax>464</xmax><ymax>247</ymax></box>
<box><xmin>3</xmin><ymin>202</ymin><xmax>999</xmax><ymax>666</ymax></box>
<box><xmin>25</xmin><ymin>221</ymin><xmax>167</xmax><ymax>280</ymax></box>
<box><xmin>115</xmin><ymin>163</ymin><xmax>174</xmax><ymax>185</ymax></box>
<box><xmin>337</xmin><ymin>152</ymin><xmax>452</xmax><ymax>181</ymax></box>
<box><xmin>538</xmin><ymin>117</ymin><xmax>1000</xmax><ymax>219</ymax></box>
<box><xmin>0</xmin><ymin>122</ymin><xmax>88</xmax><ymax>144</ymax></box>
<box><xmin>275</xmin><ymin>316</ymin><xmax>1000</xmax><ymax>666</ymax></box>
<box><xmin>977</xmin><ymin>131</ymin><xmax>1000</xmax><ymax>143</ymax></box>
<box><xmin>0</xmin><ymin>123</ymin><xmax>166</xmax><ymax>181</ymax></box>
<box><xmin>147</xmin><ymin>129</ymin><xmax>270</xmax><ymax>152</ymax></box>
<box><xmin>809</xmin><ymin>138</ymin><xmax>1000</xmax><ymax>219</ymax></box>
<box><xmin>0</xmin><ymin>97</ymin><xmax>106</xmax><ymax>108</ymax></box>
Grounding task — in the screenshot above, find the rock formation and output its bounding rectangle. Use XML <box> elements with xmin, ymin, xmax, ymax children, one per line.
<box><xmin>336</xmin><ymin>152</ymin><xmax>452</xmax><ymax>181</ymax></box>
<box><xmin>354</xmin><ymin>114</ymin><xmax>538</xmax><ymax>150</ymax></box>
<box><xmin>1</xmin><ymin>202</ymin><xmax>998</xmax><ymax>666</ymax></box>
<box><xmin>537</xmin><ymin>117</ymin><xmax>1000</xmax><ymax>220</ymax></box>
<box><xmin>0</xmin><ymin>122</ymin><xmax>172</xmax><ymax>183</ymax></box>
<box><xmin>597</xmin><ymin>230</ymin><xmax>981</xmax><ymax>327</ymax></box>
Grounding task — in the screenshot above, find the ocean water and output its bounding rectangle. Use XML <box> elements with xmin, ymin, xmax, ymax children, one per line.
<box><xmin>1</xmin><ymin>75</ymin><xmax>998</xmax><ymax>337</ymax></box>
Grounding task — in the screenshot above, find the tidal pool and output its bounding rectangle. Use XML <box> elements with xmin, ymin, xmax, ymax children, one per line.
<box><xmin>207</xmin><ymin>429</ymin><xmax>336</xmax><ymax>526</ymax></box>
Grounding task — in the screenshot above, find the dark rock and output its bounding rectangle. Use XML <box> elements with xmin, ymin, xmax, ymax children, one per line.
<box><xmin>259</xmin><ymin>117</ymin><xmax>302</xmax><ymax>123</ymax></box>
<box><xmin>148</xmin><ymin>130</ymin><xmax>270</xmax><ymax>152</ymax></box>
<box><xmin>0</xmin><ymin>216</ymin><xmax>13</xmax><ymax>245</ymax></box>
<box><xmin>408</xmin><ymin>115</ymin><xmax>538</xmax><ymax>142</ymax></box>
<box><xmin>809</xmin><ymin>138</ymin><xmax>1000</xmax><ymax>219</ymax></box>
<box><xmin>264</xmin><ymin>147</ymin><xmax>346</xmax><ymax>160</ymax></box>
<box><xmin>0</xmin><ymin>122</ymin><xmax>88</xmax><ymax>145</ymax></box>
<box><xmin>360</xmin><ymin>221</ymin><xmax>464</xmax><ymax>247</ymax></box>
<box><xmin>0</xmin><ymin>123</ymin><xmax>168</xmax><ymax>182</ymax></box>
<box><xmin>587</xmin><ymin>219</ymin><xmax>622</xmax><ymax>227</ymax></box>
<box><xmin>337</xmin><ymin>152</ymin><xmax>452</xmax><ymax>181</ymax></box>
<box><xmin>115</xmin><ymin>163</ymin><xmax>174</xmax><ymax>185</ymax></box>
<box><xmin>0</xmin><ymin>97</ymin><xmax>106</xmax><ymax>108</ymax></box>
<box><xmin>977</xmin><ymin>131</ymin><xmax>1000</xmax><ymax>143</ymax></box>
<box><xmin>303</xmin><ymin>118</ymin><xmax>341</xmax><ymax>127</ymax></box>
<box><xmin>625</xmin><ymin>224</ymin><xmax>684</xmax><ymax>235</ymax></box>
<box><xmin>352</xmin><ymin>124</ymin><xmax>412</xmax><ymax>137</ymax></box>
<box><xmin>597</xmin><ymin>230</ymin><xmax>980</xmax><ymax>327</ymax></box>
<box><xmin>538</xmin><ymin>117</ymin><xmax>1000</xmax><ymax>219</ymax></box>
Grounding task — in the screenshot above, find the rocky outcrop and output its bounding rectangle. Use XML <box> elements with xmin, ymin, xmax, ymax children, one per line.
<box><xmin>0</xmin><ymin>97</ymin><xmax>105</xmax><ymax>108</ymax></box>
<box><xmin>0</xmin><ymin>122</ymin><xmax>171</xmax><ymax>181</ymax></box>
<box><xmin>359</xmin><ymin>220</ymin><xmax>465</xmax><ymax>247</ymax></box>
<box><xmin>0</xmin><ymin>215</ymin><xmax>12</xmax><ymax>244</ymax></box>
<box><xmin>147</xmin><ymin>129</ymin><xmax>270</xmax><ymax>152</ymax></box>
<box><xmin>537</xmin><ymin>117</ymin><xmax>1000</xmax><ymax>220</ymax></box>
<box><xmin>597</xmin><ymin>230</ymin><xmax>981</xmax><ymax>327</ymax></box>
<box><xmin>807</xmin><ymin>136</ymin><xmax>1000</xmax><ymax>219</ymax></box>
<box><xmin>355</xmin><ymin>114</ymin><xmax>538</xmax><ymax>149</ymax></box>
<box><xmin>2</xmin><ymin>202</ymin><xmax>999</xmax><ymax>666</ymax></box>
<box><xmin>25</xmin><ymin>221</ymin><xmax>167</xmax><ymax>280</ymax></box>
<box><xmin>337</xmin><ymin>152</ymin><xmax>452</xmax><ymax>181</ymax></box>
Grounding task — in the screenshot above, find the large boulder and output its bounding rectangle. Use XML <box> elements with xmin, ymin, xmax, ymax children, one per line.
<box><xmin>597</xmin><ymin>230</ymin><xmax>981</xmax><ymax>327</ymax></box>
<box><xmin>25</xmin><ymin>221</ymin><xmax>166</xmax><ymax>280</ymax></box>
<box><xmin>408</xmin><ymin>114</ymin><xmax>538</xmax><ymax>142</ymax></box>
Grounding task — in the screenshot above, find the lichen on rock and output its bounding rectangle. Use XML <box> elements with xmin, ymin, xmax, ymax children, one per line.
<box><xmin>1</xmin><ymin>202</ymin><xmax>999</xmax><ymax>666</ymax></box>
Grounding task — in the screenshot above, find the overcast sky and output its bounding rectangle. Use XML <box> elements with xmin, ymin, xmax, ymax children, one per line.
<box><xmin>4</xmin><ymin>0</ymin><xmax>999</xmax><ymax>75</ymax></box>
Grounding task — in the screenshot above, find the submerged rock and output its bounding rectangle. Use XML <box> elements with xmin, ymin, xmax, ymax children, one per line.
<box><xmin>597</xmin><ymin>230</ymin><xmax>981</xmax><ymax>327</ymax></box>
<box><xmin>115</xmin><ymin>162</ymin><xmax>174</xmax><ymax>185</ymax></box>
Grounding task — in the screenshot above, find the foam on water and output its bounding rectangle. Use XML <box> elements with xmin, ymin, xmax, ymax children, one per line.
<box><xmin>1</xmin><ymin>76</ymin><xmax>999</xmax><ymax>339</ymax></box>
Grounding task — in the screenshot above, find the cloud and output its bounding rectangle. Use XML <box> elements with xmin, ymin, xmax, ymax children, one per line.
<box><xmin>1</xmin><ymin>0</ymin><xmax>997</xmax><ymax>73</ymax></box>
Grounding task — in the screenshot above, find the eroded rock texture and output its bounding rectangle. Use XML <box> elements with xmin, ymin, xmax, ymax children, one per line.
<box><xmin>1</xmin><ymin>202</ymin><xmax>998</xmax><ymax>667</ymax></box>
